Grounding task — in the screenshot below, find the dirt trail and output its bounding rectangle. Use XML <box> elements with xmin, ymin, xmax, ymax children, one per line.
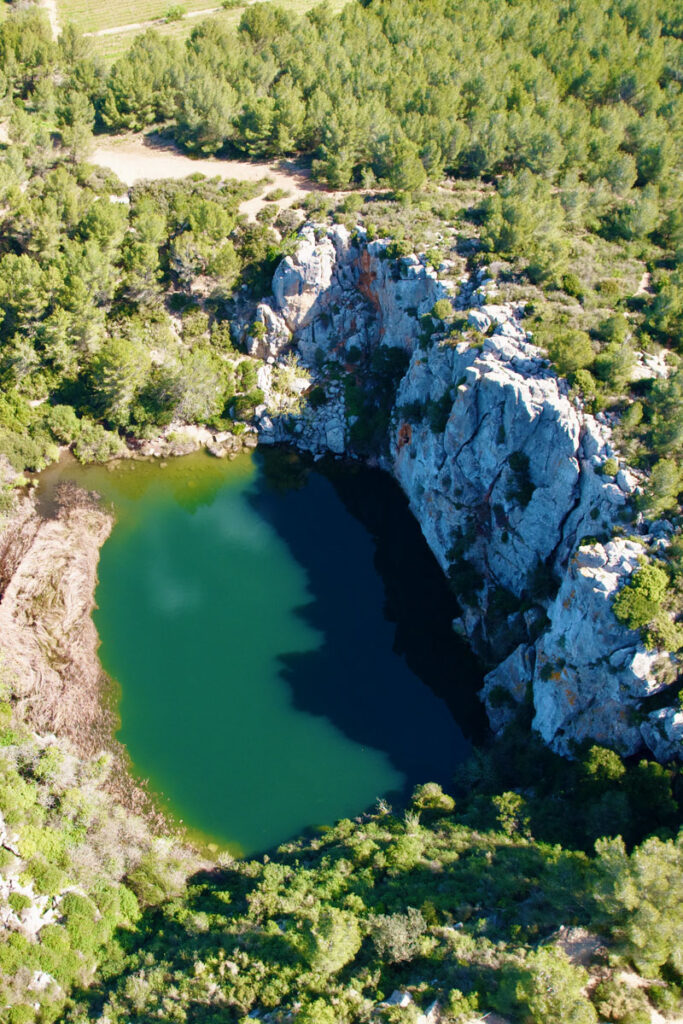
<box><xmin>39</xmin><ymin>0</ymin><xmax>60</xmax><ymax>38</ymax></box>
<box><xmin>91</xmin><ymin>133</ymin><xmax>342</xmax><ymax>220</ymax></box>
<box><xmin>86</xmin><ymin>6</ymin><xmax>220</xmax><ymax>37</ymax></box>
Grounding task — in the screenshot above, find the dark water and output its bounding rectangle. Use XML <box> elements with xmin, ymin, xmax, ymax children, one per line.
<box><xmin>38</xmin><ymin>448</ymin><xmax>485</xmax><ymax>855</ymax></box>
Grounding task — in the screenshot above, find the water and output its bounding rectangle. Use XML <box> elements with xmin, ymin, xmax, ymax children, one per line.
<box><xmin>38</xmin><ymin>448</ymin><xmax>485</xmax><ymax>855</ymax></box>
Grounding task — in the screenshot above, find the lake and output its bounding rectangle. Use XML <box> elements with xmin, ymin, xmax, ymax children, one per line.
<box><xmin>38</xmin><ymin>447</ymin><xmax>485</xmax><ymax>855</ymax></box>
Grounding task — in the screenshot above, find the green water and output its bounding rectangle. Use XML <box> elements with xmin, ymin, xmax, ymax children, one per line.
<box><xmin>38</xmin><ymin>449</ymin><xmax>483</xmax><ymax>855</ymax></box>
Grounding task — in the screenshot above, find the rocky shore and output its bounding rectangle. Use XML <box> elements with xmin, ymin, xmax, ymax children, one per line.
<box><xmin>0</xmin><ymin>486</ymin><xmax>114</xmax><ymax>754</ymax></box>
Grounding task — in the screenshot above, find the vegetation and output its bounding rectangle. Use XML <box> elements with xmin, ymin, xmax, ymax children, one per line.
<box><xmin>0</xmin><ymin>1</ymin><xmax>682</xmax><ymax>1020</ymax></box>
<box><xmin>1</xmin><ymin>662</ymin><xmax>682</xmax><ymax>1024</ymax></box>
<box><xmin>0</xmin><ymin>39</ymin><xmax>308</xmax><ymax>469</ymax></box>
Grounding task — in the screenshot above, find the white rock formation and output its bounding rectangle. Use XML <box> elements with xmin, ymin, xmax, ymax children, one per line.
<box><xmin>271</xmin><ymin>226</ymin><xmax>336</xmax><ymax>332</ymax></box>
<box><xmin>254</xmin><ymin>226</ymin><xmax>680</xmax><ymax>759</ymax></box>
<box><xmin>531</xmin><ymin>540</ymin><xmax>664</xmax><ymax>756</ymax></box>
<box><xmin>247</xmin><ymin>303</ymin><xmax>291</xmax><ymax>361</ymax></box>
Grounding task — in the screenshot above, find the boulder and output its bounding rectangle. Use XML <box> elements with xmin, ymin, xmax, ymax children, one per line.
<box><xmin>467</xmin><ymin>309</ymin><xmax>490</xmax><ymax>332</ymax></box>
<box><xmin>383</xmin><ymin>991</ymin><xmax>413</xmax><ymax>1008</ymax></box>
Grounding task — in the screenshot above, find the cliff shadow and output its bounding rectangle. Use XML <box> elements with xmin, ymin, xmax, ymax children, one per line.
<box><xmin>245</xmin><ymin>446</ymin><xmax>488</xmax><ymax>795</ymax></box>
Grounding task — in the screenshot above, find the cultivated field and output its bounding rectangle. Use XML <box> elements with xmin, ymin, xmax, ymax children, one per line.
<box><xmin>53</xmin><ymin>0</ymin><xmax>349</xmax><ymax>61</ymax></box>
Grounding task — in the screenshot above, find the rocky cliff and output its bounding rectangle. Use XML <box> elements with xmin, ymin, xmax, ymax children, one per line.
<box><xmin>250</xmin><ymin>225</ymin><xmax>681</xmax><ymax>761</ymax></box>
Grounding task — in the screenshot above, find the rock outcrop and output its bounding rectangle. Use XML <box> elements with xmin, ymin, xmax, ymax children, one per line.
<box><xmin>251</xmin><ymin>225</ymin><xmax>680</xmax><ymax>760</ymax></box>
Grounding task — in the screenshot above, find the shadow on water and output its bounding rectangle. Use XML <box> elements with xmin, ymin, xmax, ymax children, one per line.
<box><xmin>247</xmin><ymin>447</ymin><xmax>488</xmax><ymax>793</ymax></box>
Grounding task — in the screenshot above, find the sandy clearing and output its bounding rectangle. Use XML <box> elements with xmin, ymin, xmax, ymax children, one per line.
<box><xmin>90</xmin><ymin>133</ymin><xmax>342</xmax><ymax>219</ymax></box>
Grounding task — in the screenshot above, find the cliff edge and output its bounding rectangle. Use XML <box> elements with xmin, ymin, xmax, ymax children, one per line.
<box><xmin>252</xmin><ymin>225</ymin><xmax>681</xmax><ymax>760</ymax></box>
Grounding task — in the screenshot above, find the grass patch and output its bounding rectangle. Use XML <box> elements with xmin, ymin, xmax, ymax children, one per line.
<box><xmin>63</xmin><ymin>0</ymin><xmax>350</xmax><ymax>61</ymax></box>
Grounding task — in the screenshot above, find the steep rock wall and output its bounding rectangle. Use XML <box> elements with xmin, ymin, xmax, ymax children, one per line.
<box><xmin>253</xmin><ymin>226</ymin><xmax>679</xmax><ymax>760</ymax></box>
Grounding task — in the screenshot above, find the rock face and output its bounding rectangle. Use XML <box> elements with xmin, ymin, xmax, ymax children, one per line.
<box><xmin>482</xmin><ymin>539</ymin><xmax>670</xmax><ymax>757</ymax></box>
<box><xmin>271</xmin><ymin>226</ymin><xmax>336</xmax><ymax>332</ymax></box>
<box><xmin>253</xmin><ymin>225</ymin><xmax>680</xmax><ymax>760</ymax></box>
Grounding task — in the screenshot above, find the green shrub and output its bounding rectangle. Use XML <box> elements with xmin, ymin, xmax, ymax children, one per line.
<box><xmin>427</xmin><ymin>393</ymin><xmax>452</xmax><ymax>433</ymax></box>
<box><xmin>592</xmin><ymin>978</ymin><xmax>651</xmax><ymax>1024</ymax></box>
<box><xmin>562</xmin><ymin>272</ymin><xmax>584</xmax><ymax>300</ymax></box>
<box><xmin>431</xmin><ymin>298</ymin><xmax>453</xmax><ymax>321</ymax></box>
<box><xmin>412</xmin><ymin>782</ymin><xmax>455</xmax><ymax>813</ymax></box>
<box><xmin>613</xmin><ymin>563</ymin><xmax>668</xmax><ymax>632</ymax></box>
<box><xmin>640</xmin><ymin>459</ymin><xmax>682</xmax><ymax>517</ymax></box>
<box><xmin>497</xmin><ymin>947</ymin><xmax>597</xmax><ymax>1024</ymax></box>
<box><xmin>72</xmin><ymin>420</ymin><xmax>124</xmax><ymax>463</ymax></box>
<box><xmin>368</xmin><ymin>907</ymin><xmax>426</xmax><ymax>962</ymax></box>
<box><xmin>507</xmin><ymin>450</ymin><xmax>535</xmax><ymax>507</ymax></box>
<box><xmin>7</xmin><ymin>1005</ymin><xmax>34</xmax><ymax>1024</ymax></box>
<box><xmin>8</xmin><ymin>891</ymin><xmax>32</xmax><ymax>913</ymax></box>
<box><xmin>545</xmin><ymin>329</ymin><xmax>594</xmax><ymax>376</ymax></box>
<box><xmin>308</xmin><ymin>385</ymin><xmax>327</xmax><ymax>409</ymax></box>
<box><xmin>45</xmin><ymin>404</ymin><xmax>81</xmax><ymax>444</ymax></box>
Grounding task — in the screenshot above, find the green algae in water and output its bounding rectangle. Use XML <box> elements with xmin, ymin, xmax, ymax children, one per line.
<box><xmin>39</xmin><ymin>450</ymin><xmax>477</xmax><ymax>855</ymax></box>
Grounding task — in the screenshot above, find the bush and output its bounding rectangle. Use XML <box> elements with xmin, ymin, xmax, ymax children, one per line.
<box><xmin>45</xmin><ymin>404</ymin><xmax>81</xmax><ymax>444</ymax></box>
<box><xmin>72</xmin><ymin>420</ymin><xmax>124</xmax><ymax>463</ymax></box>
<box><xmin>427</xmin><ymin>393</ymin><xmax>452</xmax><ymax>433</ymax></box>
<box><xmin>298</xmin><ymin>908</ymin><xmax>362</xmax><ymax>976</ymax></box>
<box><xmin>497</xmin><ymin>947</ymin><xmax>597</xmax><ymax>1024</ymax></box>
<box><xmin>594</xmin><ymin>834</ymin><xmax>683</xmax><ymax>975</ymax></box>
<box><xmin>412</xmin><ymin>782</ymin><xmax>455</xmax><ymax>813</ymax></box>
<box><xmin>613</xmin><ymin>563</ymin><xmax>668</xmax><ymax>632</ymax></box>
<box><xmin>592</xmin><ymin>978</ymin><xmax>651</xmax><ymax>1024</ymax></box>
<box><xmin>545</xmin><ymin>329</ymin><xmax>594</xmax><ymax>377</ymax></box>
<box><xmin>431</xmin><ymin>298</ymin><xmax>453</xmax><ymax>321</ymax></box>
<box><xmin>640</xmin><ymin>459</ymin><xmax>682</xmax><ymax>517</ymax></box>
<box><xmin>308</xmin><ymin>385</ymin><xmax>327</xmax><ymax>409</ymax></box>
<box><xmin>368</xmin><ymin>907</ymin><xmax>426</xmax><ymax>963</ymax></box>
<box><xmin>562</xmin><ymin>272</ymin><xmax>584</xmax><ymax>300</ymax></box>
<box><xmin>507</xmin><ymin>450</ymin><xmax>535</xmax><ymax>507</ymax></box>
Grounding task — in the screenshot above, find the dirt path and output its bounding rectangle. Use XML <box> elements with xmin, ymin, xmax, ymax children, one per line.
<box><xmin>91</xmin><ymin>133</ymin><xmax>342</xmax><ymax>220</ymax></box>
<box><xmin>39</xmin><ymin>0</ymin><xmax>60</xmax><ymax>38</ymax></box>
<box><xmin>636</xmin><ymin>270</ymin><xmax>652</xmax><ymax>296</ymax></box>
<box><xmin>85</xmin><ymin>6</ymin><xmax>220</xmax><ymax>37</ymax></box>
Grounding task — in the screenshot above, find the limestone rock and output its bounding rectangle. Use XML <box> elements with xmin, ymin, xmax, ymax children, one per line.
<box><xmin>256</xmin><ymin>226</ymin><xmax>680</xmax><ymax>760</ymax></box>
<box><xmin>248</xmin><ymin>304</ymin><xmax>291</xmax><ymax>360</ymax></box>
<box><xmin>467</xmin><ymin>310</ymin><xmax>490</xmax><ymax>332</ymax></box>
<box><xmin>481</xmin><ymin>644</ymin><xmax>535</xmax><ymax>735</ymax></box>
<box><xmin>417</xmin><ymin>1000</ymin><xmax>440</xmax><ymax>1024</ymax></box>
<box><xmin>272</xmin><ymin>226</ymin><xmax>336</xmax><ymax>331</ymax></box>
<box><xmin>382</xmin><ymin>991</ymin><xmax>413</xmax><ymax>1008</ymax></box>
<box><xmin>641</xmin><ymin>707</ymin><xmax>683</xmax><ymax>761</ymax></box>
<box><xmin>531</xmin><ymin>540</ymin><xmax>661</xmax><ymax>756</ymax></box>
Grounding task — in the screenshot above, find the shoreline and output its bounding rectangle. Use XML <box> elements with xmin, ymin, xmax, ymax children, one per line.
<box><xmin>0</xmin><ymin>479</ymin><xmax>195</xmax><ymax>843</ymax></box>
